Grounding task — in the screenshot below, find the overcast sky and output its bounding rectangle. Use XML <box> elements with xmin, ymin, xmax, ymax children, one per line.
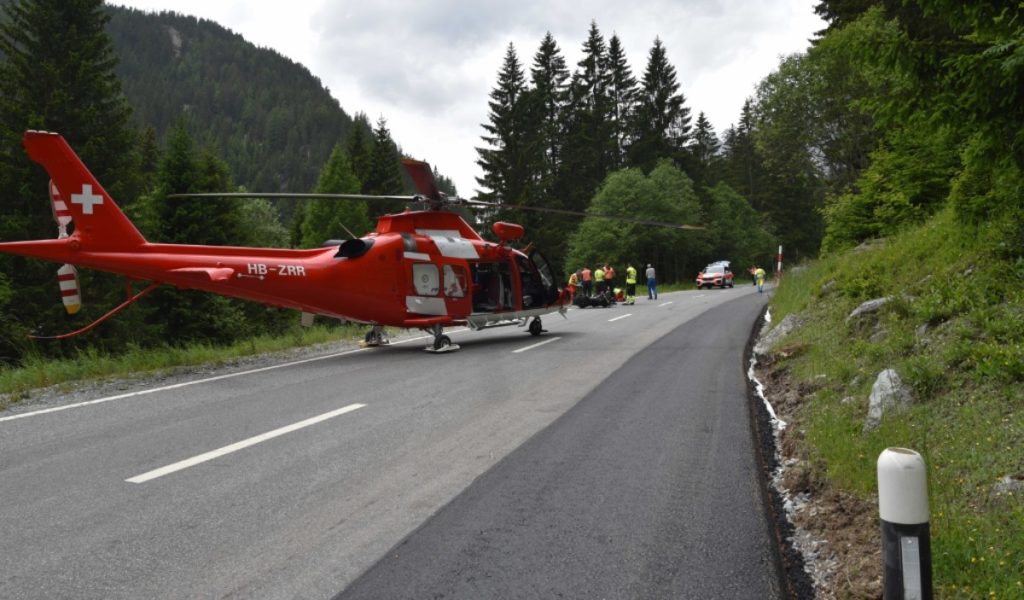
<box><xmin>112</xmin><ymin>1</ymin><xmax>825</xmax><ymax>196</ymax></box>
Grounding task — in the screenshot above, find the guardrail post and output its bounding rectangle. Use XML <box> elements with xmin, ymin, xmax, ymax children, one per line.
<box><xmin>877</xmin><ymin>447</ymin><xmax>933</xmax><ymax>600</ymax></box>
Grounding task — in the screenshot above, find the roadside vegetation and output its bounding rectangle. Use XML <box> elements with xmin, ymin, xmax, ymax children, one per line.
<box><xmin>765</xmin><ymin>206</ymin><xmax>1023</xmax><ymax>597</ymax></box>
<box><xmin>0</xmin><ymin>322</ymin><xmax>366</xmax><ymax>407</ymax></box>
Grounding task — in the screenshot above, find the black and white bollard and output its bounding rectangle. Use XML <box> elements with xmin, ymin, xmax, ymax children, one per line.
<box><xmin>877</xmin><ymin>447</ymin><xmax>933</xmax><ymax>600</ymax></box>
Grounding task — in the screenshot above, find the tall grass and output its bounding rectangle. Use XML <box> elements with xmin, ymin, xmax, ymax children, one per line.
<box><xmin>767</xmin><ymin>207</ymin><xmax>1024</xmax><ymax>597</ymax></box>
<box><xmin>0</xmin><ymin>322</ymin><xmax>366</xmax><ymax>405</ymax></box>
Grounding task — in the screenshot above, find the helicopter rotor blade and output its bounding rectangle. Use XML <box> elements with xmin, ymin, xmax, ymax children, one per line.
<box><xmin>401</xmin><ymin>158</ymin><xmax>444</xmax><ymax>202</ymax></box>
<box><xmin>167</xmin><ymin>192</ymin><xmax>418</xmax><ymax>202</ymax></box>
<box><xmin>167</xmin><ymin>193</ymin><xmax>703</xmax><ymax>230</ymax></box>
<box><xmin>461</xmin><ymin>198</ymin><xmax>705</xmax><ymax>230</ymax></box>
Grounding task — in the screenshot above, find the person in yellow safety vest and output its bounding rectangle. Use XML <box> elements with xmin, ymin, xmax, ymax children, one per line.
<box><xmin>593</xmin><ymin>265</ymin><xmax>605</xmax><ymax>296</ymax></box>
<box><xmin>755</xmin><ymin>266</ymin><xmax>767</xmax><ymax>294</ymax></box>
<box><xmin>624</xmin><ymin>264</ymin><xmax>637</xmax><ymax>305</ymax></box>
<box><xmin>567</xmin><ymin>271</ymin><xmax>579</xmax><ymax>300</ymax></box>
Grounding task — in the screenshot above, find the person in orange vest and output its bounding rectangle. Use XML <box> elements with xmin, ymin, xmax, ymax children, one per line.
<box><xmin>604</xmin><ymin>263</ymin><xmax>615</xmax><ymax>291</ymax></box>
<box><xmin>567</xmin><ymin>270</ymin><xmax>579</xmax><ymax>300</ymax></box>
<box><xmin>581</xmin><ymin>265</ymin><xmax>592</xmax><ymax>297</ymax></box>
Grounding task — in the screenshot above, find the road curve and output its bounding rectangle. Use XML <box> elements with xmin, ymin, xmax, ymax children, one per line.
<box><xmin>337</xmin><ymin>291</ymin><xmax>779</xmax><ymax>599</ymax></box>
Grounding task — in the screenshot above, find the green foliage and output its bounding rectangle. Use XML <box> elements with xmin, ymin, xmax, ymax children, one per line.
<box><xmin>363</xmin><ymin>117</ymin><xmax>405</xmax><ymax>218</ymax></box>
<box><xmin>703</xmin><ymin>182</ymin><xmax>776</xmax><ymax>269</ymax></box>
<box><xmin>0</xmin><ymin>0</ymin><xmax>140</xmax><ymax>362</ymax></box>
<box><xmin>627</xmin><ymin>37</ymin><xmax>691</xmax><ymax>173</ymax></box>
<box><xmin>564</xmin><ymin>161</ymin><xmax>708</xmax><ymax>282</ymax></box>
<box><xmin>821</xmin><ymin>120</ymin><xmax>960</xmax><ymax>253</ymax></box>
<box><xmin>766</xmin><ymin>207</ymin><xmax>1024</xmax><ymax>595</ymax></box>
<box><xmin>300</xmin><ymin>144</ymin><xmax>369</xmax><ymax>247</ymax></box>
<box><xmin>0</xmin><ymin>322</ymin><xmax>368</xmax><ymax>402</ymax></box>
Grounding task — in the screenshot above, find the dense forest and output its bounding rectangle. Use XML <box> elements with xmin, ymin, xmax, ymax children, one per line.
<box><xmin>106</xmin><ymin>8</ymin><xmax>355</xmax><ymax>194</ymax></box>
<box><xmin>0</xmin><ymin>0</ymin><xmax>1021</xmax><ymax>370</ymax></box>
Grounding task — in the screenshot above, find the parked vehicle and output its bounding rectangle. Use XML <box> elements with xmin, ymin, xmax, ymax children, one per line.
<box><xmin>696</xmin><ymin>261</ymin><xmax>734</xmax><ymax>289</ymax></box>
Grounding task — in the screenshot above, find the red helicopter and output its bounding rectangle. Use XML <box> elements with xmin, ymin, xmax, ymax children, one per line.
<box><xmin>0</xmin><ymin>131</ymin><xmax>699</xmax><ymax>352</ymax></box>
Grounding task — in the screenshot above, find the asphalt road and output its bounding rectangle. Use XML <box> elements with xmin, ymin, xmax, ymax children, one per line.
<box><xmin>0</xmin><ymin>285</ymin><xmax>774</xmax><ymax>599</ymax></box>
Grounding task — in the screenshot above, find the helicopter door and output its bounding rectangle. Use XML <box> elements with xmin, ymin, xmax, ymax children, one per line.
<box><xmin>514</xmin><ymin>254</ymin><xmax>547</xmax><ymax>309</ymax></box>
<box><xmin>470</xmin><ymin>260</ymin><xmax>513</xmax><ymax>313</ymax></box>
<box><xmin>527</xmin><ymin>250</ymin><xmax>561</xmax><ymax>305</ymax></box>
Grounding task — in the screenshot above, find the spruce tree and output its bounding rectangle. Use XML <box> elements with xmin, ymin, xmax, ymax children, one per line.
<box><xmin>628</xmin><ymin>37</ymin><xmax>691</xmax><ymax>172</ymax></box>
<box><xmin>606</xmin><ymin>34</ymin><xmax>638</xmax><ymax>169</ymax></box>
<box><xmin>300</xmin><ymin>143</ymin><xmax>369</xmax><ymax>247</ymax></box>
<box><xmin>347</xmin><ymin>112</ymin><xmax>373</xmax><ymax>191</ymax></box>
<box><xmin>689</xmin><ymin>111</ymin><xmax>720</xmax><ymax>187</ymax></box>
<box><xmin>146</xmin><ymin>123</ymin><xmax>251</xmax><ymax>344</ymax></box>
<box><xmin>475</xmin><ymin>43</ymin><xmax>530</xmax><ymax>208</ymax></box>
<box><xmin>562</xmin><ymin>22</ymin><xmax>615</xmax><ymax>213</ymax></box>
<box><xmin>528</xmin><ymin>32</ymin><xmax>569</xmax><ymax>198</ymax></box>
<box><xmin>718</xmin><ymin>100</ymin><xmax>763</xmax><ymax>212</ymax></box>
<box><xmin>364</xmin><ymin>116</ymin><xmax>405</xmax><ymax>218</ymax></box>
<box><xmin>0</xmin><ymin>0</ymin><xmax>138</xmax><ymax>360</ymax></box>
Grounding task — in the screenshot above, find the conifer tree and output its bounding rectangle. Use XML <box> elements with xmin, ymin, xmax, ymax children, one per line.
<box><xmin>364</xmin><ymin>116</ymin><xmax>405</xmax><ymax>218</ymax></box>
<box><xmin>347</xmin><ymin>112</ymin><xmax>374</xmax><ymax>191</ymax></box>
<box><xmin>628</xmin><ymin>37</ymin><xmax>691</xmax><ymax>172</ymax></box>
<box><xmin>718</xmin><ymin>100</ymin><xmax>763</xmax><ymax>211</ymax></box>
<box><xmin>300</xmin><ymin>143</ymin><xmax>369</xmax><ymax>247</ymax></box>
<box><xmin>475</xmin><ymin>43</ymin><xmax>530</xmax><ymax>207</ymax></box>
<box><xmin>562</xmin><ymin>22</ymin><xmax>615</xmax><ymax>212</ymax></box>
<box><xmin>689</xmin><ymin>111</ymin><xmax>720</xmax><ymax>187</ymax></box>
<box><xmin>606</xmin><ymin>34</ymin><xmax>638</xmax><ymax>169</ymax></box>
<box><xmin>145</xmin><ymin>123</ymin><xmax>252</xmax><ymax>343</ymax></box>
<box><xmin>528</xmin><ymin>32</ymin><xmax>570</xmax><ymax>197</ymax></box>
<box><xmin>0</xmin><ymin>0</ymin><xmax>139</xmax><ymax>360</ymax></box>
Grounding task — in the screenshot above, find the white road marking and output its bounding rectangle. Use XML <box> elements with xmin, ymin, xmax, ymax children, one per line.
<box><xmin>658</xmin><ymin>301</ymin><xmax>674</xmax><ymax>307</ymax></box>
<box><xmin>126</xmin><ymin>403</ymin><xmax>366</xmax><ymax>484</ymax></box>
<box><xmin>0</xmin><ymin>334</ymin><xmax>438</xmax><ymax>424</ymax></box>
<box><xmin>608</xmin><ymin>313</ymin><xmax>632</xmax><ymax>322</ymax></box>
<box><xmin>512</xmin><ymin>337</ymin><xmax>561</xmax><ymax>354</ymax></box>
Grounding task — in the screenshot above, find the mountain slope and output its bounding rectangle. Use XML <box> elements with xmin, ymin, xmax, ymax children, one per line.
<box><xmin>105</xmin><ymin>6</ymin><xmax>358</xmax><ymax>193</ymax></box>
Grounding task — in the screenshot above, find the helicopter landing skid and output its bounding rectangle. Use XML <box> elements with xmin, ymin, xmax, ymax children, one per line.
<box><xmin>423</xmin><ymin>324</ymin><xmax>460</xmax><ymax>353</ymax></box>
<box><xmin>423</xmin><ymin>342</ymin><xmax>461</xmax><ymax>353</ymax></box>
<box><xmin>359</xmin><ymin>325</ymin><xmax>390</xmax><ymax>347</ymax></box>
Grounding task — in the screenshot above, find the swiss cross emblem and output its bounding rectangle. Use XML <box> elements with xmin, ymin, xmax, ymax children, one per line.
<box><xmin>70</xmin><ymin>184</ymin><xmax>104</xmax><ymax>215</ymax></box>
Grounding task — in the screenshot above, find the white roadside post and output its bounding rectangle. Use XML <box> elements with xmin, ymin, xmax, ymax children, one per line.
<box><xmin>877</xmin><ymin>448</ymin><xmax>933</xmax><ymax>600</ymax></box>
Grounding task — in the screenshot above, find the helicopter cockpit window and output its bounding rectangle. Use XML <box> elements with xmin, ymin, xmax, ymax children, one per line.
<box><xmin>412</xmin><ymin>263</ymin><xmax>439</xmax><ymax>296</ymax></box>
<box><xmin>443</xmin><ymin>265</ymin><xmax>467</xmax><ymax>298</ymax></box>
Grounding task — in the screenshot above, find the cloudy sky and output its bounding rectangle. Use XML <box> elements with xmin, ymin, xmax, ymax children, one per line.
<box><xmin>112</xmin><ymin>1</ymin><xmax>825</xmax><ymax>195</ymax></box>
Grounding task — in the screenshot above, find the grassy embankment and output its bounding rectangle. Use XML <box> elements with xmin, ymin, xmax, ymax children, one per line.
<box><xmin>0</xmin><ymin>323</ymin><xmax>366</xmax><ymax>408</ymax></box>
<box><xmin>766</xmin><ymin>207</ymin><xmax>1023</xmax><ymax>597</ymax></box>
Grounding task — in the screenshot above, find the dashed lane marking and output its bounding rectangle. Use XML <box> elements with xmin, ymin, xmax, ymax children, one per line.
<box><xmin>0</xmin><ymin>334</ymin><xmax>438</xmax><ymax>424</ymax></box>
<box><xmin>125</xmin><ymin>403</ymin><xmax>366</xmax><ymax>483</ymax></box>
<box><xmin>608</xmin><ymin>313</ymin><xmax>632</xmax><ymax>322</ymax></box>
<box><xmin>512</xmin><ymin>337</ymin><xmax>561</xmax><ymax>354</ymax></box>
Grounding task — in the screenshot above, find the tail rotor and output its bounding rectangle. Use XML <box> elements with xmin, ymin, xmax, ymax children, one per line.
<box><xmin>49</xmin><ymin>180</ymin><xmax>82</xmax><ymax>314</ymax></box>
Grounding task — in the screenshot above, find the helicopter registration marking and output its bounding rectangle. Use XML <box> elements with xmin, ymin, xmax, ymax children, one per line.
<box><xmin>247</xmin><ymin>263</ymin><xmax>306</xmax><ymax>277</ymax></box>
